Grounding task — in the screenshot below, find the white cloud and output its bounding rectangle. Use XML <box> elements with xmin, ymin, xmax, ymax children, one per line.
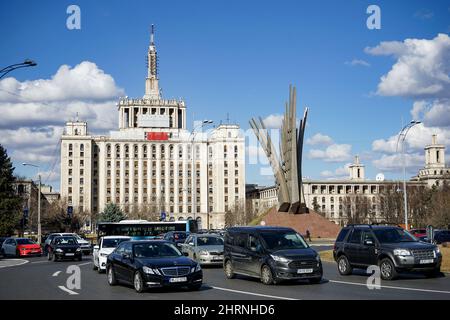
<box><xmin>308</xmin><ymin>143</ymin><xmax>352</xmax><ymax>162</ymax></box>
<box><xmin>262</xmin><ymin>114</ymin><xmax>284</xmax><ymax>129</ymax></box>
<box><xmin>0</xmin><ymin>61</ymin><xmax>124</xmax><ymax>190</ymax></box>
<box><xmin>372</xmin><ymin>153</ymin><xmax>424</xmax><ymax>174</ymax></box>
<box><xmin>365</xmin><ymin>33</ymin><xmax>450</xmax><ymax>98</ymax></box>
<box><xmin>320</xmin><ymin>163</ymin><xmax>351</xmax><ymax>180</ymax></box>
<box><xmin>345</xmin><ymin>59</ymin><xmax>370</xmax><ymax>67</ymax></box>
<box><xmin>414</xmin><ymin>9</ymin><xmax>434</xmax><ymax>20</ymax></box>
<box><xmin>0</xmin><ymin>61</ymin><xmax>123</xmax><ymax>103</ymax></box>
<box><xmin>306</xmin><ymin>133</ymin><xmax>334</xmax><ymax>146</ymax></box>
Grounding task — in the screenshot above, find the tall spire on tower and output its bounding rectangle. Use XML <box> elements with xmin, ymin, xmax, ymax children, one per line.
<box><xmin>144</xmin><ymin>24</ymin><xmax>160</xmax><ymax>99</ymax></box>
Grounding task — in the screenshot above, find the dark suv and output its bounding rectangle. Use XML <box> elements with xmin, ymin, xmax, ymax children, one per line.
<box><xmin>333</xmin><ymin>225</ymin><xmax>442</xmax><ymax>280</ymax></box>
<box><xmin>223</xmin><ymin>226</ymin><xmax>322</xmax><ymax>285</ymax></box>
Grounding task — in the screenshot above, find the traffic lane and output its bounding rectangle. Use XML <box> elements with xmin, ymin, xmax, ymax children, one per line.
<box><xmin>0</xmin><ymin>256</ymin><xmax>278</xmax><ymax>300</ymax></box>
<box><xmin>322</xmin><ymin>261</ymin><xmax>450</xmax><ymax>295</ymax></box>
<box><xmin>1</xmin><ymin>256</ymin><xmax>449</xmax><ymax>300</ymax></box>
<box><xmin>198</xmin><ymin>262</ymin><xmax>450</xmax><ymax>300</ymax></box>
<box><xmin>0</xmin><ymin>256</ymin><xmax>92</xmax><ymax>299</ymax></box>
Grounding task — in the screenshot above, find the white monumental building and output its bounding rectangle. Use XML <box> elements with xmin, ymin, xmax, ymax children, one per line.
<box><xmin>60</xmin><ymin>28</ymin><xmax>246</xmax><ymax>229</ymax></box>
<box><xmin>248</xmin><ymin>134</ymin><xmax>449</xmax><ymax>226</ymax></box>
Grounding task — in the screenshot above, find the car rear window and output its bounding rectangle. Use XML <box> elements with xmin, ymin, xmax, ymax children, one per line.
<box><xmin>336</xmin><ymin>228</ymin><xmax>350</xmax><ymax>242</ymax></box>
<box><xmin>17</xmin><ymin>239</ymin><xmax>35</xmax><ymax>245</ymax></box>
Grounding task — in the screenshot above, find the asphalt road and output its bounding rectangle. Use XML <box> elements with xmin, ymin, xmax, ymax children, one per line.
<box><xmin>1</xmin><ymin>246</ymin><xmax>449</xmax><ymax>300</ymax></box>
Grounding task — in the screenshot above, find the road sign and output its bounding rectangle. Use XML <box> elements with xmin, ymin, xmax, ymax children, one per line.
<box><xmin>160</xmin><ymin>212</ymin><xmax>166</xmax><ymax>221</ymax></box>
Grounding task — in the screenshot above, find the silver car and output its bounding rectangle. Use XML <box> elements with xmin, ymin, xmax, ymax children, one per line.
<box><xmin>181</xmin><ymin>234</ymin><xmax>224</xmax><ymax>266</ymax></box>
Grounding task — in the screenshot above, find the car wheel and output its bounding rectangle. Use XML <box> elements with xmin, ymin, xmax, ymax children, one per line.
<box><xmin>93</xmin><ymin>262</ymin><xmax>98</xmax><ymax>270</ymax></box>
<box><xmin>261</xmin><ymin>265</ymin><xmax>276</xmax><ymax>285</ymax></box>
<box><xmin>97</xmin><ymin>266</ymin><xmax>104</xmax><ymax>274</ymax></box>
<box><xmin>16</xmin><ymin>249</ymin><xmax>20</xmax><ymax>257</ymax></box>
<box><xmin>78</xmin><ymin>256</ymin><xmax>82</xmax><ymax>261</ymax></box>
<box><xmin>134</xmin><ymin>271</ymin><xmax>145</xmax><ymax>293</ymax></box>
<box><xmin>107</xmin><ymin>266</ymin><xmax>117</xmax><ymax>286</ymax></box>
<box><xmin>52</xmin><ymin>253</ymin><xmax>57</xmax><ymax>262</ymax></box>
<box><xmin>337</xmin><ymin>255</ymin><xmax>353</xmax><ymax>275</ymax></box>
<box><xmin>224</xmin><ymin>260</ymin><xmax>235</xmax><ymax>279</ymax></box>
<box><xmin>188</xmin><ymin>283</ymin><xmax>202</xmax><ymax>291</ymax></box>
<box><xmin>379</xmin><ymin>258</ymin><xmax>398</xmax><ymax>280</ymax></box>
<box><xmin>47</xmin><ymin>252</ymin><xmax>51</xmax><ymax>261</ymax></box>
<box><xmin>0</xmin><ymin>249</ymin><xmax>5</xmax><ymax>257</ymax></box>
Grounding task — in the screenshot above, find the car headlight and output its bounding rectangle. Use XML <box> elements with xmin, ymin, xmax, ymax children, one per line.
<box><xmin>100</xmin><ymin>252</ymin><xmax>109</xmax><ymax>257</ymax></box>
<box><xmin>199</xmin><ymin>250</ymin><xmax>209</xmax><ymax>256</ymax></box>
<box><xmin>315</xmin><ymin>255</ymin><xmax>321</xmax><ymax>262</ymax></box>
<box><xmin>270</xmin><ymin>255</ymin><xmax>289</xmax><ymax>263</ymax></box>
<box><xmin>435</xmin><ymin>247</ymin><xmax>440</xmax><ymax>254</ymax></box>
<box><xmin>76</xmin><ymin>247</ymin><xmax>81</xmax><ymax>252</ymax></box>
<box><xmin>142</xmin><ymin>266</ymin><xmax>161</xmax><ymax>275</ymax></box>
<box><xmin>56</xmin><ymin>248</ymin><xmax>63</xmax><ymax>253</ymax></box>
<box><xmin>191</xmin><ymin>264</ymin><xmax>202</xmax><ymax>273</ymax></box>
<box><xmin>21</xmin><ymin>248</ymin><xmax>27</xmax><ymax>251</ymax></box>
<box><xmin>393</xmin><ymin>249</ymin><xmax>411</xmax><ymax>256</ymax></box>
<box><xmin>143</xmin><ymin>266</ymin><xmax>154</xmax><ymax>274</ymax></box>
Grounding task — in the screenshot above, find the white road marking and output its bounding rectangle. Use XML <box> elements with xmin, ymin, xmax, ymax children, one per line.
<box><xmin>211</xmin><ymin>286</ymin><xmax>297</xmax><ymax>300</ymax></box>
<box><xmin>77</xmin><ymin>262</ymin><xmax>92</xmax><ymax>267</ymax></box>
<box><xmin>329</xmin><ymin>279</ymin><xmax>450</xmax><ymax>295</ymax></box>
<box><xmin>31</xmin><ymin>261</ymin><xmax>49</xmax><ymax>264</ymax></box>
<box><xmin>58</xmin><ymin>286</ymin><xmax>79</xmax><ymax>295</ymax></box>
<box><xmin>0</xmin><ymin>259</ymin><xmax>29</xmax><ymax>268</ymax></box>
<box><xmin>52</xmin><ymin>271</ymin><xmax>61</xmax><ymax>277</ymax></box>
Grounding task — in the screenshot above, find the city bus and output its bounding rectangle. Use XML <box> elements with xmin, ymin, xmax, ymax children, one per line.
<box><xmin>96</xmin><ymin>219</ymin><xmax>198</xmax><ymax>240</ymax></box>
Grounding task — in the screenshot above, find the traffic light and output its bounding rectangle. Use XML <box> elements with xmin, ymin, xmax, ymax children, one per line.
<box><xmin>22</xmin><ymin>208</ymin><xmax>29</xmax><ymax>227</ymax></box>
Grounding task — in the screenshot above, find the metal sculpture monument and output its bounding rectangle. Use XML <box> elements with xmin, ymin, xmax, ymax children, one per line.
<box><xmin>250</xmin><ymin>85</ymin><xmax>309</xmax><ymax>214</ymax></box>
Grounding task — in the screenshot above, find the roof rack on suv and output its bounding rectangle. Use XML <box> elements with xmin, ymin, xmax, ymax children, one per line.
<box><xmin>345</xmin><ymin>223</ymin><xmax>400</xmax><ymax>228</ymax></box>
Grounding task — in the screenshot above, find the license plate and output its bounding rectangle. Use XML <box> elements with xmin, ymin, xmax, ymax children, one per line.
<box><xmin>297</xmin><ymin>268</ymin><xmax>314</xmax><ymax>274</ymax></box>
<box><xmin>420</xmin><ymin>259</ymin><xmax>433</xmax><ymax>264</ymax></box>
<box><xmin>169</xmin><ymin>277</ymin><xmax>187</xmax><ymax>283</ymax></box>
<box><xmin>65</xmin><ymin>253</ymin><xmax>75</xmax><ymax>256</ymax></box>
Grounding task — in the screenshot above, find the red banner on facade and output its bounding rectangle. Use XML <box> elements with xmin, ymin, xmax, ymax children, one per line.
<box><xmin>146</xmin><ymin>132</ymin><xmax>169</xmax><ymax>141</ymax></box>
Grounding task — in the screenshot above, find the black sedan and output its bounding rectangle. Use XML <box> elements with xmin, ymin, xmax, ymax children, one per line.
<box><xmin>106</xmin><ymin>240</ymin><xmax>202</xmax><ymax>293</ymax></box>
<box><xmin>47</xmin><ymin>236</ymin><xmax>82</xmax><ymax>262</ymax></box>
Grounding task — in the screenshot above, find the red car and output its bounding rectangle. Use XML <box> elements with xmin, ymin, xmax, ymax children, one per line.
<box><xmin>1</xmin><ymin>238</ymin><xmax>42</xmax><ymax>257</ymax></box>
<box><xmin>409</xmin><ymin>228</ymin><xmax>427</xmax><ymax>238</ymax></box>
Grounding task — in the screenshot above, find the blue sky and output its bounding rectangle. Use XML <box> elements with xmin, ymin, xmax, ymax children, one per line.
<box><xmin>1</xmin><ymin>0</ymin><xmax>450</xmax><ymax>189</ymax></box>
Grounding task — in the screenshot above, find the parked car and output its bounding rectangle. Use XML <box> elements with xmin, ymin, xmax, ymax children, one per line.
<box><xmin>409</xmin><ymin>228</ymin><xmax>427</xmax><ymax>238</ymax></box>
<box><xmin>223</xmin><ymin>226</ymin><xmax>323</xmax><ymax>285</ymax></box>
<box><xmin>45</xmin><ymin>233</ymin><xmax>91</xmax><ymax>255</ymax></box>
<box><xmin>182</xmin><ymin>234</ymin><xmax>224</xmax><ymax>265</ymax></box>
<box><xmin>432</xmin><ymin>230</ymin><xmax>450</xmax><ymax>245</ymax></box>
<box><xmin>163</xmin><ymin>231</ymin><xmax>189</xmax><ymax>247</ymax></box>
<box><xmin>333</xmin><ymin>224</ymin><xmax>442</xmax><ymax>280</ymax></box>
<box><xmin>106</xmin><ymin>240</ymin><xmax>202</xmax><ymax>293</ymax></box>
<box><xmin>47</xmin><ymin>236</ymin><xmax>82</xmax><ymax>262</ymax></box>
<box><xmin>0</xmin><ymin>237</ymin><xmax>7</xmax><ymax>258</ymax></box>
<box><xmin>1</xmin><ymin>237</ymin><xmax>42</xmax><ymax>257</ymax></box>
<box><xmin>93</xmin><ymin>236</ymin><xmax>131</xmax><ymax>273</ymax></box>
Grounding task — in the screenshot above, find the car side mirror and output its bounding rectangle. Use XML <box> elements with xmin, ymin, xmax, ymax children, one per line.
<box><xmin>364</xmin><ymin>239</ymin><xmax>374</xmax><ymax>246</ymax></box>
<box><xmin>183</xmin><ymin>252</ymin><xmax>189</xmax><ymax>256</ymax></box>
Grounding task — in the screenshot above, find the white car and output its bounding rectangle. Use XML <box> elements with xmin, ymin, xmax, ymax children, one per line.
<box><xmin>92</xmin><ymin>236</ymin><xmax>131</xmax><ymax>273</ymax></box>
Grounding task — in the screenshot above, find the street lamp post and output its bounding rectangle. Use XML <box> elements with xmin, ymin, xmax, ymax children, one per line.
<box><xmin>22</xmin><ymin>163</ymin><xmax>41</xmax><ymax>244</ymax></box>
<box><xmin>396</xmin><ymin>120</ymin><xmax>421</xmax><ymax>230</ymax></box>
<box><xmin>189</xmin><ymin>120</ymin><xmax>213</xmax><ymax>225</ymax></box>
<box><xmin>0</xmin><ymin>59</ymin><xmax>37</xmax><ymax>79</ymax></box>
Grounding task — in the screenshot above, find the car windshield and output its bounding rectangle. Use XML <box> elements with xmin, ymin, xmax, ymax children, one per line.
<box><xmin>260</xmin><ymin>231</ymin><xmax>308</xmax><ymax>250</ymax></box>
<box><xmin>133</xmin><ymin>242</ymin><xmax>182</xmax><ymax>258</ymax></box>
<box><xmin>373</xmin><ymin>228</ymin><xmax>417</xmax><ymax>243</ymax></box>
<box><xmin>55</xmin><ymin>237</ymin><xmax>78</xmax><ymax>245</ymax></box>
<box><xmin>197</xmin><ymin>236</ymin><xmax>223</xmax><ymax>246</ymax></box>
<box><xmin>102</xmin><ymin>238</ymin><xmax>129</xmax><ymax>248</ymax></box>
<box><xmin>17</xmin><ymin>238</ymin><xmax>35</xmax><ymax>245</ymax></box>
